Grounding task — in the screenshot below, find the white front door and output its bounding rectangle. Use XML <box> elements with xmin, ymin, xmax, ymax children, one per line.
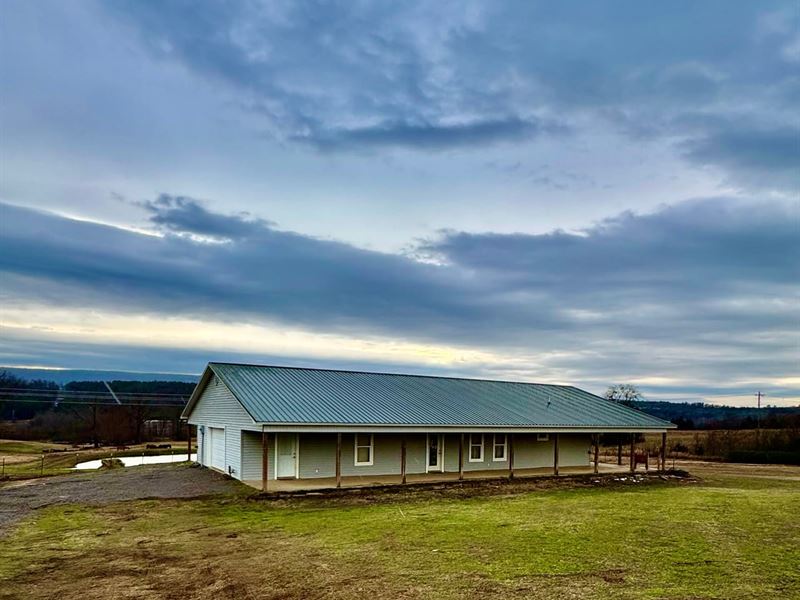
<box><xmin>276</xmin><ymin>433</ymin><xmax>297</xmax><ymax>478</ymax></box>
<box><xmin>209</xmin><ymin>427</ymin><xmax>225</xmax><ymax>471</ymax></box>
<box><xmin>427</xmin><ymin>434</ymin><xmax>444</xmax><ymax>472</ymax></box>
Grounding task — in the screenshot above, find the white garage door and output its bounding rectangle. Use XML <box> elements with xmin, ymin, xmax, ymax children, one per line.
<box><xmin>209</xmin><ymin>427</ymin><xmax>225</xmax><ymax>471</ymax></box>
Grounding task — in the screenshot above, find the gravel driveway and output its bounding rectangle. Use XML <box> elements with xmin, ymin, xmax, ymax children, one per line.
<box><xmin>0</xmin><ymin>464</ymin><xmax>243</xmax><ymax>536</ymax></box>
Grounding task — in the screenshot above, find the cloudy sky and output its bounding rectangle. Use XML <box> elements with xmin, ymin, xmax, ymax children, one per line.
<box><xmin>1</xmin><ymin>1</ymin><xmax>798</xmax><ymax>406</ymax></box>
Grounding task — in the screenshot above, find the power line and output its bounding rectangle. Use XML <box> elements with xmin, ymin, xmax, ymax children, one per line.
<box><xmin>0</xmin><ymin>387</ymin><xmax>189</xmax><ymax>397</ymax></box>
<box><xmin>0</xmin><ymin>397</ymin><xmax>186</xmax><ymax>407</ymax></box>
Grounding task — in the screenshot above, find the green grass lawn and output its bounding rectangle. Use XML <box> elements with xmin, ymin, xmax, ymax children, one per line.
<box><xmin>0</xmin><ymin>439</ymin><xmax>72</xmax><ymax>454</ymax></box>
<box><xmin>1</xmin><ymin>467</ymin><xmax>798</xmax><ymax>599</ymax></box>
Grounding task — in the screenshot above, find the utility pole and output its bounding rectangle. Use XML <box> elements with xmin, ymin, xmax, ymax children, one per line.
<box><xmin>103</xmin><ymin>381</ymin><xmax>122</xmax><ymax>405</ymax></box>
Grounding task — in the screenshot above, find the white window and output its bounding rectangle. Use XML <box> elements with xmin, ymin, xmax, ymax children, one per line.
<box><xmin>493</xmin><ymin>434</ymin><xmax>507</xmax><ymax>461</ymax></box>
<box><xmin>537</xmin><ymin>433</ymin><xmax>550</xmax><ymax>442</ymax></box>
<box><xmin>354</xmin><ymin>433</ymin><xmax>374</xmax><ymax>466</ymax></box>
<box><xmin>469</xmin><ymin>433</ymin><xmax>484</xmax><ymax>462</ymax></box>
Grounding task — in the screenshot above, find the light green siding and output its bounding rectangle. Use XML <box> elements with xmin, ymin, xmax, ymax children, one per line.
<box><xmin>187</xmin><ymin>373</ymin><xmax>257</xmax><ymax>481</ymax></box>
<box><xmin>286</xmin><ymin>432</ymin><xmax>590</xmax><ymax>480</ymax></box>
<box><xmin>241</xmin><ymin>431</ymin><xmax>263</xmax><ymax>481</ymax></box>
<box><xmin>296</xmin><ymin>433</ymin><xmax>440</xmax><ymax>479</ymax></box>
<box><xmin>405</xmin><ymin>434</ymin><xmax>427</xmax><ymax>474</ymax></box>
<box><xmin>511</xmin><ymin>433</ymin><xmax>554</xmax><ymax>468</ymax></box>
<box><xmin>340</xmin><ymin>433</ymin><xmax>400</xmax><ymax>477</ymax></box>
<box><xmin>298</xmin><ymin>433</ymin><xmax>336</xmax><ymax>478</ymax></box>
<box><xmin>555</xmin><ymin>433</ymin><xmax>592</xmax><ymax>467</ymax></box>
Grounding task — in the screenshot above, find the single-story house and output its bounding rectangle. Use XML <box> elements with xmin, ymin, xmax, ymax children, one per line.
<box><xmin>182</xmin><ymin>362</ymin><xmax>675</xmax><ymax>491</ymax></box>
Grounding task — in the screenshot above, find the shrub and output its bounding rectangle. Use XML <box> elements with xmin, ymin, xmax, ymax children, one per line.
<box><xmin>672</xmin><ymin>442</ymin><xmax>689</xmax><ymax>453</ymax></box>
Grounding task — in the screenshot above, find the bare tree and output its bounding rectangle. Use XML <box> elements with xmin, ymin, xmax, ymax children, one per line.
<box><xmin>604</xmin><ymin>384</ymin><xmax>645</xmax><ymax>462</ymax></box>
<box><xmin>605</xmin><ymin>384</ymin><xmax>643</xmax><ymax>407</ymax></box>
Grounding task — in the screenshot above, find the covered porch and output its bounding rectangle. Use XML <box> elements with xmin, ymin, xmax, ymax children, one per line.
<box><xmin>244</xmin><ymin>430</ymin><xmax>669</xmax><ymax>492</ymax></box>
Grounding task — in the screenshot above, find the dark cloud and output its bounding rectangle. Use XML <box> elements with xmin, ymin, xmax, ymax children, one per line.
<box><xmin>423</xmin><ymin>198</ymin><xmax>799</xmax><ymax>293</ymax></box>
<box><xmin>296</xmin><ymin>117</ymin><xmax>556</xmax><ymax>152</ymax></box>
<box><xmin>142</xmin><ymin>194</ymin><xmax>271</xmax><ymax>240</ymax></box>
<box><xmin>1</xmin><ymin>197</ymin><xmax>797</xmax><ymax>396</ymax></box>
<box><xmin>683</xmin><ymin>126</ymin><xmax>800</xmax><ymax>190</ymax></box>
<box><xmin>0</xmin><ymin>200</ymin><xmax>485</xmax><ymax>340</ymax></box>
<box><xmin>100</xmin><ymin>1</ymin><xmax>799</xmax><ymax>190</ymax></box>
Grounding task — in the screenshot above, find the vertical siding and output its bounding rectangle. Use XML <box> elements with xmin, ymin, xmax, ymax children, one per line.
<box><xmin>513</xmin><ymin>433</ymin><xmax>555</xmax><ymax>468</ymax></box>
<box><xmin>512</xmin><ymin>433</ymin><xmax>591</xmax><ymax>468</ymax></box>
<box><xmin>455</xmin><ymin>433</ymin><xmax>511</xmax><ymax>472</ymax></box>
<box><xmin>187</xmin><ymin>374</ymin><xmax>256</xmax><ymax>480</ymax></box>
<box><xmin>443</xmin><ymin>433</ymin><xmax>460</xmax><ymax>472</ymax></box>
<box><xmin>297</xmin><ymin>433</ymin><xmax>431</xmax><ymax>479</ymax></box>
<box><xmin>240</xmin><ymin>431</ymin><xmax>263</xmax><ymax>481</ymax></box>
<box><xmin>293</xmin><ymin>431</ymin><xmax>589</xmax><ymax>479</ymax></box>
<box><xmin>556</xmin><ymin>433</ymin><xmax>592</xmax><ymax>467</ymax></box>
<box><xmin>197</xmin><ymin>423</ymin><xmax>591</xmax><ymax>482</ymax></box>
<box><xmin>405</xmin><ymin>433</ymin><xmax>427</xmax><ymax>474</ymax></box>
<box><xmin>442</xmin><ymin>432</ymin><xmax>592</xmax><ymax>472</ymax></box>
<box><xmin>340</xmin><ymin>433</ymin><xmax>401</xmax><ymax>477</ymax></box>
<box><xmin>298</xmin><ymin>433</ymin><xmax>336</xmax><ymax>478</ymax></box>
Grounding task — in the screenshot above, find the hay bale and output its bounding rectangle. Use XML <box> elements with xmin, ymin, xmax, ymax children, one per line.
<box><xmin>100</xmin><ymin>458</ymin><xmax>125</xmax><ymax>470</ymax></box>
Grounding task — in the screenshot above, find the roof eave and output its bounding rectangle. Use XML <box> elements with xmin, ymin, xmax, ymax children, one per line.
<box><xmin>255</xmin><ymin>423</ymin><xmax>677</xmax><ymax>433</ymax></box>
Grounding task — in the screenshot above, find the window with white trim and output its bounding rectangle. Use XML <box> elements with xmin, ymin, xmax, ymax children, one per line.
<box><xmin>493</xmin><ymin>434</ymin><xmax>507</xmax><ymax>461</ymax></box>
<box><xmin>537</xmin><ymin>433</ymin><xmax>550</xmax><ymax>442</ymax></box>
<box><xmin>469</xmin><ymin>433</ymin><xmax>484</xmax><ymax>462</ymax></box>
<box><xmin>354</xmin><ymin>433</ymin><xmax>374</xmax><ymax>466</ymax></box>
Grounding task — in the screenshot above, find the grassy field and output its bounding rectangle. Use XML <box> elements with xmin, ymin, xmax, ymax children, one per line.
<box><xmin>1</xmin><ymin>462</ymin><xmax>798</xmax><ymax>599</ymax></box>
<box><xmin>0</xmin><ymin>438</ymin><xmax>194</xmax><ymax>479</ymax></box>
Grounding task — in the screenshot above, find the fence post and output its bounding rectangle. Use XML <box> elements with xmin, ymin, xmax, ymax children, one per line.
<box><xmin>40</xmin><ymin>454</ymin><xmax>44</xmax><ymax>476</ymax></box>
<box><xmin>2</xmin><ymin>456</ymin><xmax>5</xmax><ymax>477</ymax></box>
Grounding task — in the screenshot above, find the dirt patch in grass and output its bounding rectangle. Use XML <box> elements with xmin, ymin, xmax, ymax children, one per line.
<box><xmin>1</xmin><ymin>505</ymin><xmax>429</xmax><ymax>600</ymax></box>
<box><xmin>0</xmin><ymin>463</ymin><xmax>245</xmax><ymax>536</ymax></box>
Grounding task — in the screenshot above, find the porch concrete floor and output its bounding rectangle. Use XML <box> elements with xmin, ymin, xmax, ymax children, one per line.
<box><xmin>244</xmin><ymin>462</ymin><xmax>634</xmax><ymax>492</ymax></box>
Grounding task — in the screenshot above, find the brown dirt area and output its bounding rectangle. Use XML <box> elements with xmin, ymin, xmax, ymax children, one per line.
<box><xmin>0</xmin><ymin>463</ymin><xmax>244</xmax><ymax>536</ymax></box>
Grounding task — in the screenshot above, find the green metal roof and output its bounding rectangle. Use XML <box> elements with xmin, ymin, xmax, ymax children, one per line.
<box><xmin>189</xmin><ymin>362</ymin><xmax>674</xmax><ymax>430</ymax></box>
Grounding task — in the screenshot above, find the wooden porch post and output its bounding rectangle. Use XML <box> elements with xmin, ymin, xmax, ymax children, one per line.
<box><xmin>553</xmin><ymin>433</ymin><xmax>559</xmax><ymax>476</ymax></box>
<box><xmin>593</xmin><ymin>434</ymin><xmax>599</xmax><ymax>474</ymax></box>
<box><xmin>508</xmin><ymin>433</ymin><xmax>514</xmax><ymax>480</ymax></box>
<box><xmin>187</xmin><ymin>424</ymin><xmax>192</xmax><ymax>461</ymax></box>
<box><xmin>458</xmin><ymin>433</ymin><xmax>464</xmax><ymax>481</ymax></box>
<box><xmin>617</xmin><ymin>440</ymin><xmax>622</xmax><ymax>465</ymax></box>
<box><xmin>400</xmin><ymin>436</ymin><xmax>407</xmax><ymax>484</ymax></box>
<box><xmin>629</xmin><ymin>433</ymin><xmax>636</xmax><ymax>473</ymax></box>
<box><xmin>261</xmin><ymin>431</ymin><xmax>269</xmax><ymax>492</ymax></box>
<box><xmin>336</xmin><ymin>433</ymin><xmax>342</xmax><ymax>488</ymax></box>
<box><xmin>660</xmin><ymin>431</ymin><xmax>667</xmax><ymax>472</ymax></box>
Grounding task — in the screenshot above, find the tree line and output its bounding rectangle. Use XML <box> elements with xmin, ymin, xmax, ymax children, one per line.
<box><xmin>0</xmin><ymin>371</ymin><xmax>196</xmax><ymax>445</ymax></box>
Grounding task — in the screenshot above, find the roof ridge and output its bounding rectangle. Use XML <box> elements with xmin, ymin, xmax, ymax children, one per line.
<box><xmin>209</xmin><ymin>361</ymin><xmax>574</xmax><ymax>388</ymax></box>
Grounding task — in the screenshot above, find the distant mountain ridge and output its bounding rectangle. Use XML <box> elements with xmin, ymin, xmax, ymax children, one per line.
<box><xmin>632</xmin><ymin>400</ymin><xmax>800</xmax><ymax>428</ymax></box>
<box><xmin>0</xmin><ymin>366</ymin><xmax>200</xmax><ymax>385</ymax></box>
